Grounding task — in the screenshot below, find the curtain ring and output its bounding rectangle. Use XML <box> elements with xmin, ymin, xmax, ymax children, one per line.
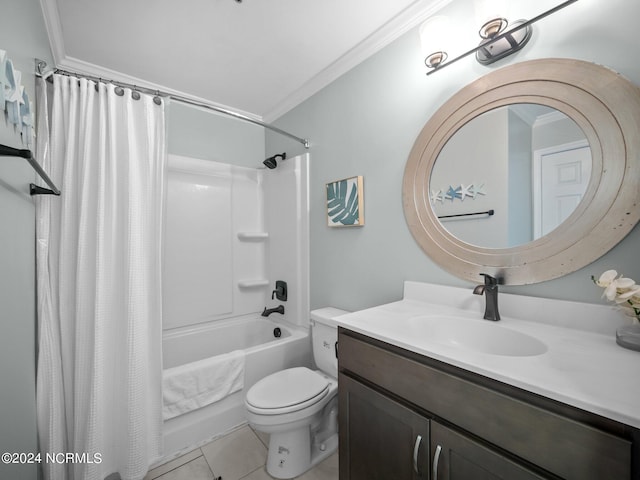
<box><xmin>153</xmin><ymin>90</ymin><xmax>162</xmax><ymax>106</ymax></box>
<box><xmin>132</xmin><ymin>86</ymin><xmax>141</xmax><ymax>101</ymax></box>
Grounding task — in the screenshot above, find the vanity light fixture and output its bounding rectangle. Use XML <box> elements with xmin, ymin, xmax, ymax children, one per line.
<box><xmin>420</xmin><ymin>0</ymin><xmax>579</xmax><ymax>75</ymax></box>
<box><xmin>419</xmin><ymin>16</ymin><xmax>450</xmax><ymax>69</ymax></box>
<box><xmin>475</xmin><ymin>17</ymin><xmax>532</xmax><ymax>65</ymax></box>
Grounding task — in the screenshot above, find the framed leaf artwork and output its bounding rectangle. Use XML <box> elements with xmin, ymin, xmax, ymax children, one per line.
<box><xmin>326</xmin><ymin>176</ymin><xmax>364</xmax><ymax>227</ymax></box>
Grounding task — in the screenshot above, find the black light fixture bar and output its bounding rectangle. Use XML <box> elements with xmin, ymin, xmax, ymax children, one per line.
<box><xmin>426</xmin><ymin>0</ymin><xmax>579</xmax><ymax>76</ymax></box>
<box><xmin>0</xmin><ymin>143</ymin><xmax>61</xmax><ymax>196</ymax></box>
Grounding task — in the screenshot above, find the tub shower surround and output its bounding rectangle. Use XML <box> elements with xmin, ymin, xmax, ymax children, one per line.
<box><xmin>163</xmin><ymin>153</ymin><xmax>309</xmax><ymax>331</ymax></box>
<box><xmin>160</xmin><ymin>153</ymin><xmax>310</xmax><ymax>460</ymax></box>
<box><xmin>163</xmin><ymin>155</ymin><xmax>267</xmax><ymax>329</ymax></box>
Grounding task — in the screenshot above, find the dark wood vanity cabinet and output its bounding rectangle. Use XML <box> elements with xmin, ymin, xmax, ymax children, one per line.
<box><xmin>338</xmin><ymin>328</ymin><xmax>637</xmax><ymax>480</ymax></box>
<box><xmin>339</xmin><ymin>373</ymin><xmax>430</xmax><ymax>479</ymax></box>
<box><xmin>340</xmin><ymin>373</ymin><xmax>543</xmax><ymax>479</ymax></box>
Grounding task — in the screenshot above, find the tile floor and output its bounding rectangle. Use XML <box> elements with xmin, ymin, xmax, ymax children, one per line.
<box><xmin>144</xmin><ymin>425</ymin><xmax>338</xmax><ymax>480</ymax></box>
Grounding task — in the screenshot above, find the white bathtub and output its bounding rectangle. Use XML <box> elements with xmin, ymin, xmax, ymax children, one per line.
<box><xmin>160</xmin><ymin>314</ymin><xmax>311</xmax><ymax>460</ymax></box>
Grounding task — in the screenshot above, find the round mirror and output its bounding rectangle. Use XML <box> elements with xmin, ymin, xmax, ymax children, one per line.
<box><xmin>430</xmin><ymin>104</ymin><xmax>591</xmax><ymax>249</ymax></box>
<box><xmin>403</xmin><ymin>59</ymin><xmax>640</xmax><ymax>285</ymax></box>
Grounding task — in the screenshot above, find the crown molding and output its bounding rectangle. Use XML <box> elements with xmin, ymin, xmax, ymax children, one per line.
<box><xmin>39</xmin><ymin>0</ymin><xmax>65</xmax><ymax>64</ymax></box>
<box><xmin>263</xmin><ymin>0</ymin><xmax>454</xmax><ymax>122</ymax></box>
<box><xmin>509</xmin><ymin>104</ymin><xmax>538</xmax><ymax>125</ymax></box>
<box><xmin>510</xmin><ymin>105</ymin><xmax>569</xmax><ymax>127</ymax></box>
<box><xmin>39</xmin><ymin>0</ymin><xmax>262</xmax><ymax>121</ymax></box>
<box><xmin>40</xmin><ymin>0</ymin><xmax>453</xmax><ymax>124</ymax></box>
<box><xmin>534</xmin><ymin>110</ymin><xmax>569</xmax><ymax>127</ymax></box>
<box><xmin>55</xmin><ymin>56</ymin><xmax>264</xmax><ymax>122</ymax></box>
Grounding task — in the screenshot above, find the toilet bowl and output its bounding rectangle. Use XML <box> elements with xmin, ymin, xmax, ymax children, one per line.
<box><xmin>244</xmin><ymin>307</ymin><xmax>347</xmax><ymax>479</ymax></box>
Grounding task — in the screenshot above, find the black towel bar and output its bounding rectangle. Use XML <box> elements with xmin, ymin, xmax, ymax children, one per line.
<box><xmin>0</xmin><ymin>143</ymin><xmax>60</xmax><ymax>195</ymax></box>
<box><xmin>438</xmin><ymin>209</ymin><xmax>494</xmax><ymax>219</ymax></box>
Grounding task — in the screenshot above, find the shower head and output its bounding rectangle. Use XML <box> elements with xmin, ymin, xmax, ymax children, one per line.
<box><xmin>263</xmin><ymin>152</ymin><xmax>286</xmax><ymax>169</ymax></box>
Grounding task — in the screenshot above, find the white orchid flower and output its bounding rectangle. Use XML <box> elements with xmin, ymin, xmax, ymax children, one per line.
<box><xmin>615</xmin><ymin>286</ymin><xmax>640</xmax><ymax>301</ymax></box>
<box><xmin>596</xmin><ymin>269</ymin><xmax>618</xmax><ymax>287</ymax></box>
<box><xmin>594</xmin><ymin>270</ymin><xmax>640</xmax><ymax>323</ymax></box>
<box><xmin>595</xmin><ymin>270</ymin><xmax>636</xmax><ymax>301</ymax></box>
<box><xmin>608</xmin><ymin>278</ymin><xmax>636</xmax><ymax>301</ymax></box>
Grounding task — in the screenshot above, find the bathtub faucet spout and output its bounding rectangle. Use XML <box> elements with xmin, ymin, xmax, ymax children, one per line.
<box><xmin>262</xmin><ymin>305</ymin><xmax>285</xmax><ymax>317</ymax></box>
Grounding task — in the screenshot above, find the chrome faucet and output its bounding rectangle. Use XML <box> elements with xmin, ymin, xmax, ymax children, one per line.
<box><xmin>261</xmin><ymin>305</ymin><xmax>285</xmax><ymax>317</ymax></box>
<box><xmin>473</xmin><ymin>273</ymin><xmax>501</xmax><ymax>321</ymax></box>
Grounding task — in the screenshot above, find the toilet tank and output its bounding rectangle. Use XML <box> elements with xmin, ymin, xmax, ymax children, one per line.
<box><xmin>310</xmin><ymin>307</ymin><xmax>349</xmax><ymax>378</ymax></box>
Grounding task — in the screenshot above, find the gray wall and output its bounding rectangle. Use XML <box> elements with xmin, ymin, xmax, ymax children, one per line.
<box><xmin>168</xmin><ymin>102</ymin><xmax>264</xmax><ymax>165</ymax></box>
<box><xmin>266</xmin><ymin>0</ymin><xmax>640</xmax><ymax>312</ymax></box>
<box><xmin>0</xmin><ymin>1</ymin><xmax>53</xmax><ymax>478</ymax></box>
<box><xmin>508</xmin><ymin>109</ymin><xmax>533</xmax><ymax>246</ymax></box>
<box><xmin>431</xmin><ymin>107</ymin><xmax>509</xmax><ymax>248</ymax></box>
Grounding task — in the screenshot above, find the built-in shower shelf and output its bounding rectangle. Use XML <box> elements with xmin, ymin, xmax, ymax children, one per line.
<box><xmin>238</xmin><ymin>279</ymin><xmax>270</xmax><ymax>288</ymax></box>
<box><xmin>237</xmin><ymin>232</ymin><xmax>269</xmax><ymax>241</ymax></box>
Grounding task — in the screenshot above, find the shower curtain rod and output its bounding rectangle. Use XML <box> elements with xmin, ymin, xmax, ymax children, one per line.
<box><xmin>37</xmin><ymin>62</ymin><xmax>310</xmax><ymax>149</ymax></box>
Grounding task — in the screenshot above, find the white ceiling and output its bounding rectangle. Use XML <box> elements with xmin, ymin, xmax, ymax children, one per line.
<box><xmin>40</xmin><ymin>0</ymin><xmax>452</xmax><ymax>122</ymax></box>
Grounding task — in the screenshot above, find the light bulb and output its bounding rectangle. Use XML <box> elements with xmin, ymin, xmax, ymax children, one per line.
<box><xmin>419</xmin><ymin>16</ymin><xmax>451</xmax><ymax>68</ymax></box>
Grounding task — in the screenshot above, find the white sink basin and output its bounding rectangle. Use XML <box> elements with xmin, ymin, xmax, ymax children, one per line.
<box><xmin>406</xmin><ymin>315</ymin><xmax>548</xmax><ymax>357</ymax></box>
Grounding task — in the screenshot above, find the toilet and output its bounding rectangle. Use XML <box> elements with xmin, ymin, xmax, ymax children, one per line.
<box><xmin>245</xmin><ymin>307</ymin><xmax>347</xmax><ymax>479</ymax></box>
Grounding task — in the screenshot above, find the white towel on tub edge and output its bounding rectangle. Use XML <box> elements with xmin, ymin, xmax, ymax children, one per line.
<box><xmin>162</xmin><ymin>349</ymin><xmax>245</xmax><ymax>420</ymax></box>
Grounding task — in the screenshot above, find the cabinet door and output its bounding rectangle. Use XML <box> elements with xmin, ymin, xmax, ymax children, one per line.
<box><xmin>339</xmin><ymin>373</ymin><xmax>430</xmax><ymax>480</ymax></box>
<box><xmin>431</xmin><ymin>421</ymin><xmax>547</xmax><ymax>480</ymax></box>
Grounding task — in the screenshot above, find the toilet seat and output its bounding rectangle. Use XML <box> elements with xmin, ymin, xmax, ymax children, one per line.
<box><xmin>246</xmin><ymin>367</ymin><xmax>329</xmax><ymax>415</ymax></box>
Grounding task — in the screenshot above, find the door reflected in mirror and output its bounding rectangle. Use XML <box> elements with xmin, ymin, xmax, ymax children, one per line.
<box><xmin>429</xmin><ymin>104</ymin><xmax>591</xmax><ymax>249</ymax></box>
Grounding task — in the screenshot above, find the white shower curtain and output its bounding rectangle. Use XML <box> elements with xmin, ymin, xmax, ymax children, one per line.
<box><xmin>35</xmin><ymin>74</ymin><xmax>166</xmax><ymax>480</ymax></box>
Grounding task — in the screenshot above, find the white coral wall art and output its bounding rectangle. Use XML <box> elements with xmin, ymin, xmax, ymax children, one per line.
<box><xmin>430</xmin><ymin>183</ymin><xmax>487</xmax><ymax>204</ymax></box>
<box><xmin>1</xmin><ymin>49</ymin><xmax>35</xmax><ymax>148</ymax></box>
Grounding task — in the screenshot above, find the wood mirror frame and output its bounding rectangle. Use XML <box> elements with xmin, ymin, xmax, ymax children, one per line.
<box><xmin>403</xmin><ymin>58</ymin><xmax>640</xmax><ymax>285</ymax></box>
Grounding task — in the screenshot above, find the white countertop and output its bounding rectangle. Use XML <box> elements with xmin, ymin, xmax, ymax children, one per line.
<box><xmin>335</xmin><ymin>281</ymin><xmax>640</xmax><ymax>429</ymax></box>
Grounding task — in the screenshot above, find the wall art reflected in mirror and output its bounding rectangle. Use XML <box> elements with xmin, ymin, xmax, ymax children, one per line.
<box><xmin>403</xmin><ymin>59</ymin><xmax>640</xmax><ymax>285</ymax></box>
<box><xmin>430</xmin><ymin>104</ymin><xmax>591</xmax><ymax>249</ymax></box>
